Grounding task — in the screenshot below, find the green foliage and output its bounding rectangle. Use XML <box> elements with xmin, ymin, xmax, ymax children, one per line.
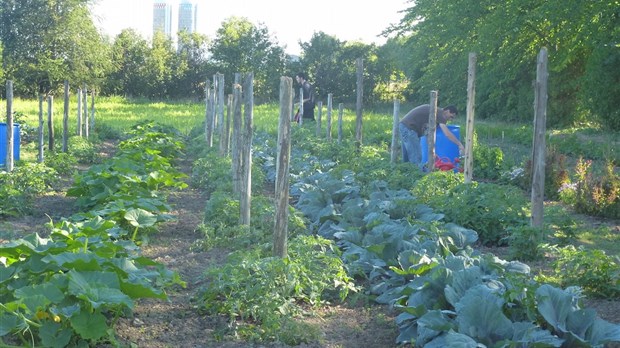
<box><xmin>0</xmin><ymin>162</ymin><xmax>58</xmax><ymax>217</ymax></box>
<box><xmin>560</xmin><ymin>158</ymin><xmax>620</xmax><ymax>218</ymax></box>
<box><xmin>0</xmin><ymin>0</ymin><xmax>111</xmax><ymax>95</ymax></box>
<box><xmin>413</xmin><ymin>174</ymin><xmax>530</xmax><ymax>246</ymax></box>
<box><xmin>199</xmin><ymin>191</ymin><xmax>306</xmax><ymax>251</ymax></box>
<box><xmin>44</xmin><ymin>152</ymin><xmax>78</xmax><ymax>177</ymax></box>
<box><xmin>68</xmin><ymin>136</ymin><xmax>100</xmax><ymax>164</ymax></box>
<box><xmin>506</xmin><ymin>225</ymin><xmax>547</xmax><ymax>261</ymax></box>
<box><xmin>198</xmin><ymin>235</ymin><xmax>355</xmax><ymax>343</ymax></box>
<box><xmin>473</xmin><ymin>142</ymin><xmax>505</xmax><ymax>181</ymax></box>
<box><xmin>392</xmin><ymin>0</ymin><xmax>619</xmax><ymax>128</ymax></box>
<box><xmin>541</xmin><ymin>245</ymin><xmax>620</xmax><ymax>299</ymax></box>
<box><xmin>0</xmin><ymin>217</ymin><xmax>184</xmax><ymax>347</ymax></box>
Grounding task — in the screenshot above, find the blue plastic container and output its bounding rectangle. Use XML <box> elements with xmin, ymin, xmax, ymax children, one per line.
<box><xmin>0</xmin><ymin>123</ymin><xmax>21</xmax><ymax>166</ymax></box>
<box><xmin>420</xmin><ymin>125</ymin><xmax>460</xmax><ymax>165</ymax></box>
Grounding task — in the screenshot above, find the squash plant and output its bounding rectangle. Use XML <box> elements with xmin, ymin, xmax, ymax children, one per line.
<box><xmin>0</xmin><ymin>217</ymin><xmax>184</xmax><ymax>347</ymax></box>
<box><xmin>1</xmin><ymin>122</ymin><xmax>187</xmax><ymax>346</ymax></box>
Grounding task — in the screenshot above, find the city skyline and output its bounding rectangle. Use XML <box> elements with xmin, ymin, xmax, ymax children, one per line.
<box><xmin>91</xmin><ymin>0</ymin><xmax>406</xmax><ymax>55</ymax></box>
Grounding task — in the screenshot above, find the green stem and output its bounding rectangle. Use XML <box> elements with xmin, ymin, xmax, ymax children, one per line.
<box><xmin>131</xmin><ymin>226</ymin><xmax>139</xmax><ymax>241</ymax></box>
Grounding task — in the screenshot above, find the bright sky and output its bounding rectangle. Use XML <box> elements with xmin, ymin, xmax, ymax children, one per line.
<box><xmin>89</xmin><ymin>0</ymin><xmax>408</xmax><ymax>55</ymax></box>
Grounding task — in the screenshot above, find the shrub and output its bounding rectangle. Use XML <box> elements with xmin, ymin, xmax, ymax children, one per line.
<box><xmin>198</xmin><ymin>235</ymin><xmax>355</xmax><ymax>343</ymax></box>
<box><xmin>562</xmin><ymin>158</ymin><xmax>620</xmax><ymax>219</ymax></box>
<box><xmin>542</xmin><ymin>245</ymin><xmax>620</xmax><ymax>299</ymax></box>
<box><xmin>44</xmin><ymin>151</ymin><xmax>78</xmax><ymax>176</ymax></box>
<box><xmin>413</xmin><ymin>174</ymin><xmax>530</xmax><ymax>246</ymax></box>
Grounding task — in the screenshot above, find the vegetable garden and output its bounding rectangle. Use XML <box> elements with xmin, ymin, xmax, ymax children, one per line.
<box><xmin>1</xmin><ymin>94</ymin><xmax>619</xmax><ymax>347</ymax></box>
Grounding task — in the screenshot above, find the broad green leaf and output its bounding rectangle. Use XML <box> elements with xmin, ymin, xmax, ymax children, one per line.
<box><xmin>585</xmin><ymin>317</ymin><xmax>620</xmax><ymax>346</ymax></box>
<box><xmin>42</xmin><ymin>253</ymin><xmax>102</xmax><ymax>272</ymax></box>
<box><xmin>455</xmin><ymin>285</ymin><xmax>513</xmax><ymax>343</ymax></box>
<box><xmin>124</xmin><ymin>208</ymin><xmax>158</xmax><ymax>228</ymax></box>
<box><xmin>511</xmin><ymin>321</ymin><xmax>564</xmax><ymax>347</ymax></box>
<box><xmin>424</xmin><ymin>330</ymin><xmax>481</xmax><ymax>348</ymax></box>
<box><xmin>40</xmin><ymin>321</ymin><xmax>72</xmax><ymax>348</ymax></box>
<box><xmin>418</xmin><ymin>310</ymin><xmax>454</xmax><ymax>331</ymax></box>
<box><xmin>0</xmin><ymin>312</ymin><xmax>23</xmax><ymax>336</ymax></box>
<box><xmin>535</xmin><ymin>284</ymin><xmax>577</xmax><ymax>333</ymax></box>
<box><xmin>15</xmin><ymin>283</ymin><xmax>65</xmax><ymax>305</ymax></box>
<box><xmin>0</xmin><ymin>265</ymin><xmax>15</xmax><ymax>283</ymax></box>
<box><xmin>70</xmin><ymin>310</ymin><xmax>108</xmax><ymax>340</ymax></box>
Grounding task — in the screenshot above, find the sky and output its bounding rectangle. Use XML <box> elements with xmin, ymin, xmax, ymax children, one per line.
<box><xmin>89</xmin><ymin>0</ymin><xmax>408</xmax><ymax>55</ymax></box>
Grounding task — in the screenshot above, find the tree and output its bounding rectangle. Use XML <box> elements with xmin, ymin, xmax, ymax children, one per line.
<box><xmin>170</xmin><ymin>30</ymin><xmax>211</xmax><ymax>100</ymax></box>
<box><xmin>102</xmin><ymin>29</ymin><xmax>150</xmax><ymax>97</ymax></box>
<box><xmin>210</xmin><ymin>17</ymin><xmax>287</xmax><ymax>101</ymax></box>
<box><xmin>389</xmin><ymin>0</ymin><xmax>620</xmax><ymax>128</ymax></box>
<box><xmin>0</xmin><ymin>0</ymin><xmax>111</xmax><ymax>96</ymax></box>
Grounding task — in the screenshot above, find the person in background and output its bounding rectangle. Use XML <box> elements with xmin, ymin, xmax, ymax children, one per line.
<box><xmin>294</xmin><ymin>72</ymin><xmax>315</xmax><ymax>122</ymax></box>
<box><xmin>398</xmin><ymin>104</ymin><xmax>464</xmax><ymax>170</ymax></box>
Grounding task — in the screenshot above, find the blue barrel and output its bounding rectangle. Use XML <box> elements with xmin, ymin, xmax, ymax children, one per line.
<box><xmin>420</xmin><ymin>125</ymin><xmax>460</xmax><ymax>165</ymax></box>
<box><xmin>0</xmin><ymin>123</ymin><xmax>21</xmax><ymax>166</ymax></box>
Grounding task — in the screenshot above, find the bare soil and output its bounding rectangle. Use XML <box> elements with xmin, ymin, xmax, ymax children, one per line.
<box><xmin>2</xmin><ymin>142</ymin><xmax>619</xmax><ymax>348</ymax></box>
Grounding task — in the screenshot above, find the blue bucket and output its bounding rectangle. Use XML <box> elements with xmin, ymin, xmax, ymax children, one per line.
<box><xmin>0</xmin><ymin>123</ymin><xmax>21</xmax><ymax>166</ymax></box>
<box><xmin>420</xmin><ymin>125</ymin><xmax>460</xmax><ymax>165</ymax></box>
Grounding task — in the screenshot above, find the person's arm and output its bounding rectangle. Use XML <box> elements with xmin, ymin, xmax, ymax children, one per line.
<box><xmin>438</xmin><ymin>123</ymin><xmax>465</xmax><ymax>154</ymax></box>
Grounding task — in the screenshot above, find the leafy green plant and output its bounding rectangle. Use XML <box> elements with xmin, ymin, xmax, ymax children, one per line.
<box><xmin>412</xmin><ymin>176</ymin><xmax>530</xmax><ymax>246</ymax></box>
<box><xmin>521</xmin><ymin>145</ymin><xmax>570</xmax><ymax>200</ymax></box>
<box><xmin>542</xmin><ymin>245</ymin><xmax>620</xmax><ymax>299</ymax></box>
<box><xmin>473</xmin><ymin>142</ymin><xmax>505</xmax><ymax>180</ymax></box>
<box><xmin>68</xmin><ymin>136</ymin><xmax>101</xmax><ymax>164</ymax></box>
<box><xmin>44</xmin><ymin>152</ymin><xmax>78</xmax><ymax>177</ymax></box>
<box><xmin>0</xmin><ymin>162</ymin><xmax>58</xmax><ymax>217</ymax></box>
<box><xmin>505</xmin><ymin>225</ymin><xmax>547</xmax><ymax>261</ymax></box>
<box><xmin>570</xmin><ymin>158</ymin><xmax>620</xmax><ymax>218</ymax></box>
<box><xmin>0</xmin><ymin>217</ymin><xmax>184</xmax><ymax>347</ymax></box>
<box><xmin>198</xmin><ymin>235</ymin><xmax>355</xmax><ymax>343</ymax></box>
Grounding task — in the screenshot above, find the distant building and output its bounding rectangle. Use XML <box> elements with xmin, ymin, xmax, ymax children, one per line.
<box><xmin>178</xmin><ymin>0</ymin><xmax>197</xmax><ymax>34</ymax></box>
<box><xmin>153</xmin><ymin>1</ymin><xmax>172</xmax><ymax>38</ymax></box>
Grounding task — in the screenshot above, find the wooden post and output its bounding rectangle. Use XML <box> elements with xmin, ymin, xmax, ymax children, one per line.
<box><xmin>5</xmin><ymin>81</ymin><xmax>14</xmax><ymax>171</ymax></box>
<box><xmin>391</xmin><ymin>99</ymin><xmax>400</xmax><ymax>163</ymax></box>
<box><xmin>531</xmin><ymin>47</ymin><xmax>548</xmax><ymax>228</ymax></box>
<box><xmin>83</xmin><ymin>84</ymin><xmax>89</xmax><ymax>139</ymax></box>
<box><xmin>355</xmin><ymin>58</ymin><xmax>363</xmax><ymax>146</ymax></box>
<box><xmin>205</xmin><ymin>80</ymin><xmax>213</xmax><ymax>146</ymax></box>
<box><xmin>220</xmin><ymin>94</ymin><xmax>232</xmax><ymax>157</ymax></box>
<box><xmin>76</xmin><ymin>88</ymin><xmax>82</xmax><ymax>136</ymax></box>
<box><xmin>427</xmin><ymin>91</ymin><xmax>438</xmax><ymax>171</ymax></box>
<box><xmin>63</xmin><ymin>81</ymin><xmax>69</xmax><ymax>153</ymax></box>
<box><xmin>316</xmin><ymin>101</ymin><xmax>323</xmax><ymax>137</ymax></box>
<box><xmin>464</xmin><ymin>53</ymin><xmax>477</xmax><ymax>183</ymax></box>
<box><xmin>47</xmin><ymin>95</ymin><xmax>54</xmax><ymax>153</ymax></box>
<box><xmin>326</xmin><ymin>93</ymin><xmax>333</xmax><ymax>141</ymax></box>
<box><xmin>231</xmin><ymin>82</ymin><xmax>242</xmax><ymax>194</ymax></box>
<box><xmin>239</xmin><ymin>72</ymin><xmax>254</xmax><ymax>226</ymax></box>
<box><xmin>216</xmin><ymin>73</ymin><xmax>225</xmax><ymax>134</ymax></box>
<box><xmin>338</xmin><ymin>103</ymin><xmax>344</xmax><ymax>144</ymax></box>
<box><xmin>273</xmin><ymin>76</ymin><xmax>293</xmax><ymax>258</ymax></box>
<box><xmin>38</xmin><ymin>94</ymin><xmax>44</xmax><ymax>163</ymax></box>
<box><xmin>90</xmin><ymin>89</ymin><xmax>95</xmax><ymax>132</ymax></box>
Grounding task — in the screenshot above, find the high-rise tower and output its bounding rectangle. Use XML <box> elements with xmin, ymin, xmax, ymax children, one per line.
<box><xmin>152</xmin><ymin>1</ymin><xmax>172</xmax><ymax>37</ymax></box>
<box><xmin>178</xmin><ymin>0</ymin><xmax>197</xmax><ymax>34</ymax></box>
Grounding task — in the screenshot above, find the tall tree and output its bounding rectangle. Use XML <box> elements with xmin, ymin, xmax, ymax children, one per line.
<box><xmin>102</xmin><ymin>29</ymin><xmax>150</xmax><ymax>97</ymax></box>
<box><xmin>0</xmin><ymin>0</ymin><xmax>111</xmax><ymax>96</ymax></box>
<box><xmin>210</xmin><ymin>16</ymin><xmax>287</xmax><ymax>101</ymax></box>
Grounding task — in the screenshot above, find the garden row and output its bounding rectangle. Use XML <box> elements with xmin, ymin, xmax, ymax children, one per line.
<box><xmin>0</xmin><ymin>122</ymin><xmax>186</xmax><ymax>347</ymax></box>
<box><xmin>187</xmin><ymin>123</ymin><xmax>620</xmax><ymax>346</ymax></box>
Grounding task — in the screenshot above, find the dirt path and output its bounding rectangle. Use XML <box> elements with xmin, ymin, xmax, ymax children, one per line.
<box><xmin>110</xmin><ymin>157</ymin><xmax>400</xmax><ymax>348</ymax></box>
